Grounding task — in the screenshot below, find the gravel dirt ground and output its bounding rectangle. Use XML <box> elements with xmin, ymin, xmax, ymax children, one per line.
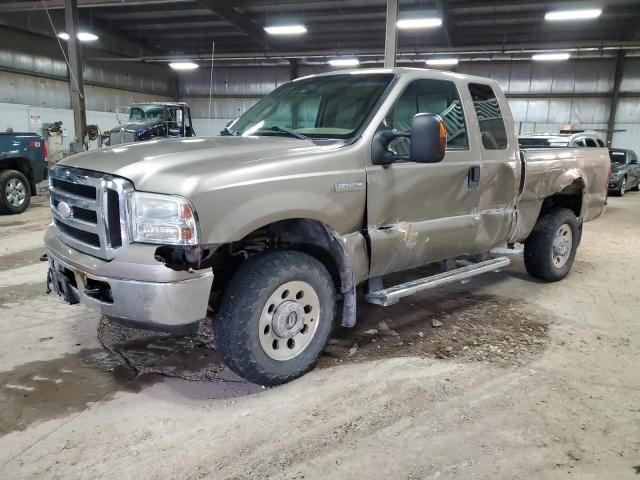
<box><xmin>0</xmin><ymin>193</ymin><xmax>638</xmax><ymax>479</ymax></box>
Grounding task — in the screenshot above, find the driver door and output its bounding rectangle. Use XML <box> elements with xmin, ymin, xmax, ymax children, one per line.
<box><xmin>366</xmin><ymin>78</ymin><xmax>482</xmax><ymax>277</ymax></box>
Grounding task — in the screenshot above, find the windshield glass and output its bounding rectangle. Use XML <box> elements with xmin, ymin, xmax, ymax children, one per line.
<box><xmin>225</xmin><ymin>73</ymin><xmax>394</xmax><ymax>139</ymax></box>
<box><xmin>129</xmin><ymin>105</ymin><xmax>169</xmax><ymax>122</ymax></box>
<box><xmin>609</xmin><ymin>150</ymin><xmax>627</xmax><ymax>164</ymax></box>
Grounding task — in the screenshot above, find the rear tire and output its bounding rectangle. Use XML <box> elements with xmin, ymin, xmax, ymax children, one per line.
<box><xmin>0</xmin><ymin>169</ymin><xmax>31</xmax><ymax>214</ymax></box>
<box><xmin>524</xmin><ymin>208</ymin><xmax>579</xmax><ymax>282</ymax></box>
<box><xmin>213</xmin><ymin>250</ymin><xmax>336</xmax><ymax>386</ymax></box>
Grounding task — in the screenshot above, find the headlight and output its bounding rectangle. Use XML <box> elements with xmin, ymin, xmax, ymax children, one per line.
<box><xmin>129</xmin><ymin>192</ymin><xmax>199</xmax><ymax>245</ymax></box>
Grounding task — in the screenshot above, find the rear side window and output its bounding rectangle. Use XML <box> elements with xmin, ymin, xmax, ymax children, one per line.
<box><xmin>585</xmin><ymin>138</ymin><xmax>597</xmax><ymax>147</ymax></box>
<box><xmin>468</xmin><ymin>83</ymin><xmax>508</xmax><ymax>150</ymax></box>
<box><xmin>597</xmin><ymin>139</ymin><xmax>605</xmax><ymax>147</ymax></box>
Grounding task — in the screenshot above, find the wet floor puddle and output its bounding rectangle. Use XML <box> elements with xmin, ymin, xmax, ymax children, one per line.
<box><xmin>0</xmin><ymin>330</ymin><xmax>249</xmax><ymax>435</ymax></box>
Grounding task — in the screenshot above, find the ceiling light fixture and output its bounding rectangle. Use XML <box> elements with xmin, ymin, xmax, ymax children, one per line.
<box><xmin>397</xmin><ymin>17</ymin><xmax>442</xmax><ymax>29</ymax></box>
<box><xmin>328</xmin><ymin>57</ymin><xmax>360</xmax><ymax>67</ymax></box>
<box><xmin>264</xmin><ymin>25</ymin><xmax>307</xmax><ymax>35</ymax></box>
<box><xmin>58</xmin><ymin>31</ymin><xmax>99</xmax><ymax>41</ymax></box>
<box><xmin>426</xmin><ymin>58</ymin><xmax>459</xmax><ymax>66</ymax></box>
<box><xmin>545</xmin><ymin>9</ymin><xmax>602</xmax><ymax>21</ymax></box>
<box><xmin>169</xmin><ymin>62</ymin><xmax>199</xmax><ymax>71</ymax></box>
<box><xmin>532</xmin><ymin>52</ymin><xmax>571</xmax><ymax>61</ymax></box>
<box><xmin>77</xmin><ymin>32</ymin><xmax>98</xmax><ymax>41</ymax></box>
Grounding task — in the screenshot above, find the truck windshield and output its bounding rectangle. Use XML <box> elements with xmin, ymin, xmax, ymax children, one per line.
<box><xmin>225</xmin><ymin>73</ymin><xmax>394</xmax><ymax>139</ymax></box>
<box><xmin>129</xmin><ymin>105</ymin><xmax>169</xmax><ymax>122</ymax></box>
<box><xmin>609</xmin><ymin>150</ymin><xmax>626</xmax><ymax>164</ymax></box>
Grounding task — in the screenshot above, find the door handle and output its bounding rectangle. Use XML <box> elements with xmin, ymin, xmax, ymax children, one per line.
<box><xmin>468</xmin><ymin>165</ymin><xmax>480</xmax><ymax>189</ymax></box>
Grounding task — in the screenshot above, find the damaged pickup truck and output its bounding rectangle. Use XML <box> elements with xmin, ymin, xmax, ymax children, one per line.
<box><xmin>44</xmin><ymin>68</ymin><xmax>609</xmax><ymax>385</ymax></box>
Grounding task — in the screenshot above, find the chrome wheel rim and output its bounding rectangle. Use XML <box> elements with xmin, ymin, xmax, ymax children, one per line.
<box><xmin>552</xmin><ymin>224</ymin><xmax>573</xmax><ymax>268</ymax></box>
<box><xmin>5</xmin><ymin>178</ymin><xmax>26</xmax><ymax>208</ymax></box>
<box><xmin>259</xmin><ymin>280</ymin><xmax>320</xmax><ymax>361</ymax></box>
<box><xmin>621</xmin><ymin>179</ymin><xmax>626</xmax><ymax>195</ymax></box>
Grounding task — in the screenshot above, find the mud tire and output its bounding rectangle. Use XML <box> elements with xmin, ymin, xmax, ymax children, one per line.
<box><xmin>524</xmin><ymin>208</ymin><xmax>579</xmax><ymax>282</ymax></box>
<box><xmin>213</xmin><ymin>250</ymin><xmax>336</xmax><ymax>386</ymax></box>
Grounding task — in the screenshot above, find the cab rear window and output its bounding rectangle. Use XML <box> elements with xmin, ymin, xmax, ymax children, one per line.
<box><xmin>468</xmin><ymin>83</ymin><xmax>508</xmax><ymax>150</ymax></box>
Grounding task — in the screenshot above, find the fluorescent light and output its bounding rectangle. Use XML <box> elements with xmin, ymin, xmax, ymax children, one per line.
<box><xmin>328</xmin><ymin>58</ymin><xmax>360</xmax><ymax>67</ymax></box>
<box><xmin>169</xmin><ymin>62</ymin><xmax>199</xmax><ymax>71</ymax></box>
<box><xmin>264</xmin><ymin>25</ymin><xmax>307</xmax><ymax>35</ymax></box>
<box><xmin>532</xmin><ymin>52</ymin><xmax>571</xmax><ymax>61</ymax></box>
<box><xmin>58</xmin><ymin>32</ymin><xmax>98</xmax><ymax>41</ymax></box>
<box><xmin>77</xmin><ymin>32</ymin><xmax>98</xmax><ymax>41</ymax></box>
<box><xmin>397</xmin><ymin>17</ymin><xmax>442</xmax><ymax>29</ymax></box>
<box><xmin>545</xmin><ymin>9</ymin><xmax>602</xmax><ymax>21</ymax></box>
<box><xmin>426</xmin><ymin>58</ymin><xmax>459</xmax><ymax>66</ymax></box>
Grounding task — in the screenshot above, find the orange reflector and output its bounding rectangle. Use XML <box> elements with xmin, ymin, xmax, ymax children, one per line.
<box><xmin>180</xmin><ymin>227</ymin><xmax>194</xmax><ymax>241</ymax></box>
<box><xmin>438</xmin><ymin>121</ymin><xmax>447</xmax><ymax>151</ymax></box>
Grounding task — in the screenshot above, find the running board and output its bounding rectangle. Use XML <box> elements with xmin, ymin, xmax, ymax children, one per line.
<box><xmin>365</xmin><ymin>257</ymin><xmax>511</xmax><ymax>306</ymax></box>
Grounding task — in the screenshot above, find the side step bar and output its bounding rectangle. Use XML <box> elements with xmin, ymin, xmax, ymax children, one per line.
<box><xmin>365</xmin><ymin>257</ymin><xmax>511</xmax><ymax>306</ymax></box>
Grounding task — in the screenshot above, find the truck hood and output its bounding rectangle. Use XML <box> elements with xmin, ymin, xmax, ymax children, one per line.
<box><xmin>57</xmin><ymin>136</ymin><xmax>337</xmax><ymax>196</ymax></box>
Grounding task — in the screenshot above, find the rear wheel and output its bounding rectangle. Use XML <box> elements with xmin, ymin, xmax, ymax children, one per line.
<box><xmin>0</xmin><ymin>169</ymin><xmax>31</xmax><ymax>214</ymax></box>
<box><xmin>524</xmin><ymin>208</ymin><xmax>579</xmax><ymax>282</ymax></box>
<box><xmin>213</xmin><ymin>250</ymin><xmax>336</xmax><ymax>386</ymax></box>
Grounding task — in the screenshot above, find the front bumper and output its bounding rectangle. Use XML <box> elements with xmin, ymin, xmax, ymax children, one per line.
<box><xmin>608</xmin><ymin>177</ymin><xmax>623</xmax><ymax>190</ymax></box>
<box><xmin>45</xmin><ymin>225</ymin><xmax>213</xmax><ymax>330</ymax></box>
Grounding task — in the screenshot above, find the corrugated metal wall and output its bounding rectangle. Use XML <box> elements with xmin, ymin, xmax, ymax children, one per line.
<box><xmin>180</xmin><ymin>59</ymin><xmax>640</xmax><ymax>153</ymax></box>
<box><xmin>0</xmin><ymin>27</ymin><xmax>177</xmax><ymax>148</ymax></box>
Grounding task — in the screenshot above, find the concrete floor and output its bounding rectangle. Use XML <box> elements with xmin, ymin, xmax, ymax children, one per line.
<box><xmin>0</xmin><ymin>193</ymin><xmax>639</xmax><ymax>479</ymax></box>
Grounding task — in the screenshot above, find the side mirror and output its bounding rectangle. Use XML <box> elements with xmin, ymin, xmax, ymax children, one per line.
<box><xmin>372</xmin><ymin>113</ymin><xmax>447</xmax><ymax>166</ymax></box>
<box><xmin>409</xmin><ymin>113</ymin><xmax>447</xmax><ymax>164</ymax></box>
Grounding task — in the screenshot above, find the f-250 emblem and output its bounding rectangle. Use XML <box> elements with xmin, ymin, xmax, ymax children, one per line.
<box><xmin>334</xmin><ymin>181</ymin><xmax>364</xmax><ymax>193</ymax></box>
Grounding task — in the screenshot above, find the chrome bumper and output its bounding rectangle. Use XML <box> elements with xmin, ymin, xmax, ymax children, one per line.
<box><xmin>45</xmin><ymin>226</ymin><xmax>213</xmax><ymax>328</ymax></box>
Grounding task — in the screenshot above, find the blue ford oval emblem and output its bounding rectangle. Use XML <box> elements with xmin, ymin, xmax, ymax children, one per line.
<box><xmin>57</xmin><ymin>201</ymin><xmax>72</xmax><ymax>219</ymax></box>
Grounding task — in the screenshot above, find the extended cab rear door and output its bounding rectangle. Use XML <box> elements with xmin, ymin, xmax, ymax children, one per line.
<box><xmin>466</xmin><ymin>82</ymin><xmax>520</xmax><ymax>251</ymax></box>
<box><xmin>365</xmin><ymin>75</ymin><xmax>483</xmax><ymax>276</ymax></box>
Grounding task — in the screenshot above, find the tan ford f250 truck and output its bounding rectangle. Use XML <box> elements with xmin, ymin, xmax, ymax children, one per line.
<box><xmin>44</xmin><ymin>68</ymin><xmax>609</xmax><ymax>385</ymax></box>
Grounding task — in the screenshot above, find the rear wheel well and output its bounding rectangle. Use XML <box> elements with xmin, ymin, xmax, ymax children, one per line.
<box><xmin>205</xmin><ymin>219</ymin><xmax>351</xmax><ymax>316</ymax></box>
<box><xmin>540</xmin><ymin>180</ymin><xmax>584</xmax><ymax>219</ymax></box>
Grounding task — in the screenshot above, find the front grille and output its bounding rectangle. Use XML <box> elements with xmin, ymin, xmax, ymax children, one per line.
<box><xmin>72</xmin><ymin>207</ymin><xmax>98</xmax><ymax>224</ymax></box>
<box><xmin>49</xmin><ymin>167</ymin><xmax>132</xmax><ymax>260</ymax></box>
<box><xmin>51</xmin><ymin>178</ymin><xmax>96</xmax><ymax>199</ymax></box>
<box><xmin>109</xmin><ymin>130</ymin><xmax>135</xmax><ymax>146</ymax></box>
<box><xmin>55</xmin><ymin>219</ymin><xmax>100</xmax><ymax>247</ymax></box>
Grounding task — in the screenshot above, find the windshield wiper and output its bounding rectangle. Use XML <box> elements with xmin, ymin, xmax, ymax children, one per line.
<box><xmin>220</xmin><ymin>126</ymin><xmax>239</xmax><ymax>136</ymax></box>
<box><xmin>263</xmin><ymin>126</ymin><xmax>310</xmax><ymax>141</ymax></box>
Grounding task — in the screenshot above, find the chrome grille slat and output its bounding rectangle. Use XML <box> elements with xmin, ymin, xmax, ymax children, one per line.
<box><xmin>49</xmin><ymin>167</ymin><xmax>133</xmax><ymax>260</ymax></box>
<box><xmin>51</xmin><ymin>210</ymin><xmax>99</xmax><ymax>233</ymax></box>
<box><xmin>49</xmin><ymin>188</ymin><xmax>97</xmax><ymax>209</ymax></box>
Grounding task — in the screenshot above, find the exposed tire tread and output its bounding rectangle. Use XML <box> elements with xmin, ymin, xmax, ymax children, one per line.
<box><xmin>524</xmin><ymin>207</ymin><xmax>579</xmax><ymax>282</ymax></box>
<box><xmin>213</xmin><ymin>250</ymin><xmax>335</xmax><ymax>386</ymax></box>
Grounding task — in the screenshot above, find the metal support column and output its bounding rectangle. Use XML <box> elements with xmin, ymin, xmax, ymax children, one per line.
<box><xmin>607</xmin><ymin>49</ymin><xmax>625</xmax><ymax>147</ymax></box>
<box><xmin>289</xmin><ymin>58</ymin><xmax>299</xmax><ymax>81</ymax></box>
<box><xmin>384</xmin><ymin>0</ymin><xmax>398</xmax><ymax>68</ymax></box>
<box><xmin>64</xmin><ymin>0</ymin><xmax>87</xmax><ymax>152</ymax></box>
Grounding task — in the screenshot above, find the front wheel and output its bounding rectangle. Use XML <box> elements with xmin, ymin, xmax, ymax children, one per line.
<box><xmin>214</xmin><ymin>250</ymin><xmax>336</xmax><ymax>386</ymax></box>
<box><xmin>617</xmin><ymin>177</ymin><xmax>627</xmax><ymax>196</ymax></box>
<box><xmin>524</xmin><ymin>208</ymin><xmax>579</xmax><ymax>282</ymax></box>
